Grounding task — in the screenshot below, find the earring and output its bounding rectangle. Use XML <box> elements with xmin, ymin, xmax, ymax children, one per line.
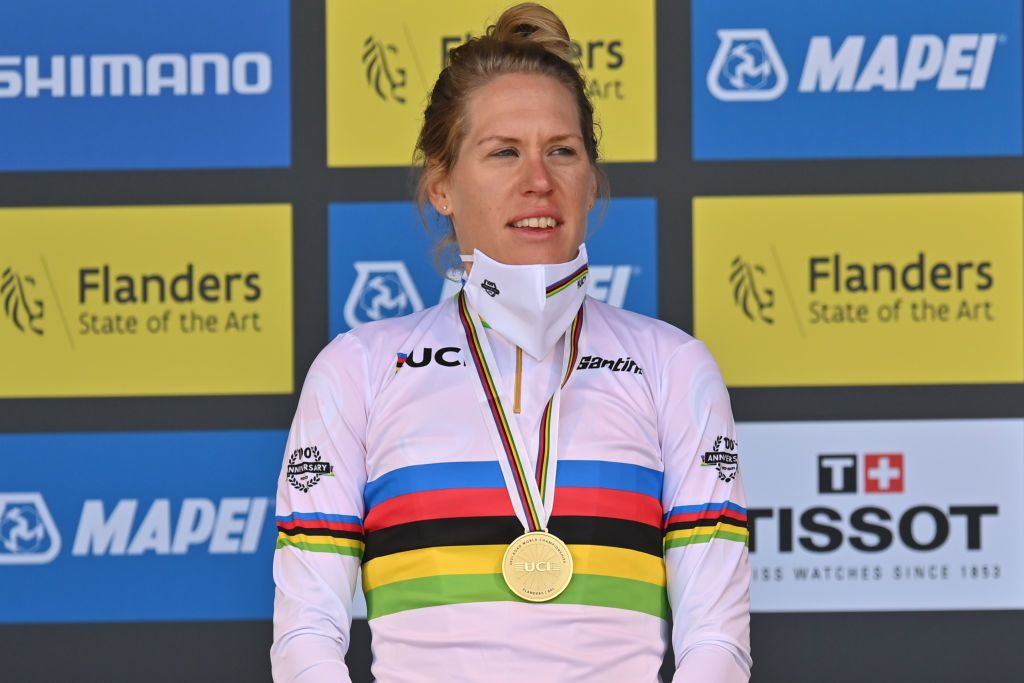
<box><xmin>442</xmin><ymin>204</ymin><xmax>448</xmax><ymax>214</ymax></box>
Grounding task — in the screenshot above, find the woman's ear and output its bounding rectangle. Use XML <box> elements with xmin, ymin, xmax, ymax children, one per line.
<box><xmin>426</xmin><ymin>163</ymin><xmax>452</xmax><ymax>215</ymax></box>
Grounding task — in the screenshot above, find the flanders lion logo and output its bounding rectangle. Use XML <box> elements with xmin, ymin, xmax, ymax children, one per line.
<box><xmin>287</xmin><ymin>446</ymin><xmax>335</xmax><ymax>493</ymax></box>
<box><xmin>1</xmin><ymin>266</ymin><xmax>45</xmax><ymax>336</ymax></box>
<box><xmin>362</xmin><ymin>35</ymin><xmax>407</xmax><ymax>103</ymax></box>
<box><xmin>730</xmin><ymin>256</ymin><xmax>774</xmax><ymax>324</ymax></box>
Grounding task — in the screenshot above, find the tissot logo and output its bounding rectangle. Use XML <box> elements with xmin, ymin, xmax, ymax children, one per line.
<box><xmin>818</xmin><ymin>454</ymin><xmax>857</xmax><ymax>494</ymax></box>
<box><xmin>361</xmin><ymin>35</ymin><xmax>406</xmax><ymax>103</ymax></box>
<box><xmin>818</xmin><ymin>453</ymin><xmax>905</xmax><ymax>494</ymax></box>
<box><xmin>1</xmin><ymin>266</ymin><xmax>45</xmax><ymax>336</ymax></box>
<box><xmin>864</xmin><ymin>453</ymin><xmax>904</xmax><ymax>493</ymax></box>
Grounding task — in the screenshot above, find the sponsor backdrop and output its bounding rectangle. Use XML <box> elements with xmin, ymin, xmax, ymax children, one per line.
<box><xmin>0</xmin><ymin>2</ymin><xmax>1021</xmax><ymax>682</ymax></box>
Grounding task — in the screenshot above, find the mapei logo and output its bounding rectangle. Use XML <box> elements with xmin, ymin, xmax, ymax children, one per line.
<box><xmin>709</xmin><ymin>29</ymin><xmax>1001</xmax><ymax>101</ymax></box>
<box><xmin>0</xmin><ymin>493</ymin><xmax>61</xmax><ymax>564</ymax></box>
<box><xmin>344</xmin><ymin>261</ymin><xmax>425</xmax><ymax>329</ymax></box>
<box><xmin>707</xmin><ymin>29</ymin><xmax>788</xmax><ymax>101</ymax></box>
<box><xmin>1</xmin><ymin>266</ymin><xmax>45</xmax><ymax>335</ymax></box>
<box><xmin>361</xmin><ymin>35</ymin><xmax>406</xmax><ymax>103</ymax></box>
<box><xmin>71</xmin><ymin>497</ymin><xmax>270</xmax><ymax>556</ymax></box>
<box><xmin>818</xmin><ymin>453</ymin><xmax>905</xmax><ymax>494</ymax></box>
<box><xmin>730</xmin><ymin>256</ymin><xmax>774</xmax><ymax>324</ymax></box>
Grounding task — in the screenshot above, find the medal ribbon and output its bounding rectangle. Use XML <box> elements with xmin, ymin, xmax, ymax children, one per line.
<box><xmin>457</xmin><ymin>290</ymin><xmax>584</xmax><ymax>532</ymax></box>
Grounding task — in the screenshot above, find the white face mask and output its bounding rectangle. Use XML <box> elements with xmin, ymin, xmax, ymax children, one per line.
<box><xmin>461</xmin><ymin>244</ymin><xmax>589</xmax><ymax>360</ymax></box>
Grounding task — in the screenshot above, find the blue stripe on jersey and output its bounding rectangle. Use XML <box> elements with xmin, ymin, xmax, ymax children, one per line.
<box><xmin>364</xmin><ymin>459</ymin><xmax>664</xmax><ymax>511</ymax></box>
<box><xmin>276</xmin><ymin>512</ymin><xmax>364</xmax><ymax>525</ymax></box>
<box><xmin>663</xmin><ymin>500</ymin><xmax>747</xmax><ymax>522</ymax></box>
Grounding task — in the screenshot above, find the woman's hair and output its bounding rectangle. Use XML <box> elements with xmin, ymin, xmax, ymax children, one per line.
<box><xmin>414</xmin><ymin>2</ymin><xmax>608</xmax><ymax>269</ymax></box>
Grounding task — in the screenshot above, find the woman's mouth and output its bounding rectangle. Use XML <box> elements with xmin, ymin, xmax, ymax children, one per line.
<box><xmin>509</xmin><ymin>216</ymin><xmax>559</xmax><ymax>229</ymax></box>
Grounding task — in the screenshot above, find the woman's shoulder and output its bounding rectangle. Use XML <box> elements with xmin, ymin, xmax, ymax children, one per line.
<box><xmin>308</xmin><ymin>299</ymin><xmax>455</xmax><ymax>379</ymax></box>
<box><xmin>585</xmin><ymin>297</ymin><xmax>700</xmax><ymax>354</ymax></box>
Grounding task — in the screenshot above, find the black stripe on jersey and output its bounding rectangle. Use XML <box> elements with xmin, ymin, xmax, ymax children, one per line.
<box><xmin>277</xmin><ymin>526</ymin><xmax>365</xmax><ymax>542</ymax></box>
<box><xmin>362</xmin><ymin>515</ymin><xmax>663</xmax><ymax>563</ymax></box>
<box><xmin>665</xmin><ymin>514</ymin><xmax>749</xmax><ymax>535</ymax></box>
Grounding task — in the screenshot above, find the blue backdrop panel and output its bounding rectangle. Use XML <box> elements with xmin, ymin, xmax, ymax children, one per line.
<box><xmin>0</xmin><ymin>0</ymin><xmax>291</xmax><ymax>171</ymax></box>
<box><xmin>0</xmin><ymin>430</ymin><xmax>286</xmax><ymax>623</ymax></box>
<box><xmin>327</xmin><ymin>198</ymin><xmax>659</xmax><ymax>337</ymax></box>
<box><xmin>692</xmin><ymin>0</ymin><xmax>1022</xmax><ymax>160</ymax></box>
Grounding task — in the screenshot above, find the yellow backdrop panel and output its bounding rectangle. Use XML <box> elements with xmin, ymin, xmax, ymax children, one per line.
<box><xmin>694</xmin><ymin>193</ymin><xmax>1024</xmax><ymax>387</ymax></box>
<box><xmin>326</xmin><ymin>0</ymin><xmax>657</xmax><ymax>166</ymax></box>
<box><xmin>0</xmin><ymin>204</ymin><xmax>294</xmax><ymax>397</ymax></box>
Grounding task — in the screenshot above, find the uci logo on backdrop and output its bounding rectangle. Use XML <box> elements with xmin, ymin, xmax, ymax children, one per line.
<box><xmin>692</xmin><ymin>0</ymin><xmax>1023</xmax><ymax>159</ymax></box>
<box><xmin>0</xmin><ymin>1</ymin><xmax>291</xmax><ymax>171</ymax></box>
<box><xmin>328</xmin><ymin>199</ymin><xmax>658</xmax><ymax>336</ymax></box>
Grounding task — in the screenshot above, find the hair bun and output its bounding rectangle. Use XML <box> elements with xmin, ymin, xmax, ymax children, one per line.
<box><xmin>488</xmin><ymin>3</ymin><xmax>577</xmax><ymax>65</ymax></box>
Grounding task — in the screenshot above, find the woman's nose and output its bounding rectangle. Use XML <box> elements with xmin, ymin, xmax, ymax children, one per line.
<box><xmin>520</xmin><ymin>154</ymin><xmax>554</xmax><ymax>195</ymax></box>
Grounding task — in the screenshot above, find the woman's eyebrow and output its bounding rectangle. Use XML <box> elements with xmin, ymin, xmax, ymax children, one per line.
<box><xmin>476</xmin><ymin>133</ymin><xmax>583</xmax><ymax>146</ymax></box>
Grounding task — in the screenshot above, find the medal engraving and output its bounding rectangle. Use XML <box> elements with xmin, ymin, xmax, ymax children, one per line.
<box><xmin>502</xmin><ymin>531</ymin><xmax>573</xmax><ymax>602</ymax></box>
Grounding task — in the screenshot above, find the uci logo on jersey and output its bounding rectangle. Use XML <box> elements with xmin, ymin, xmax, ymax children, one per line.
<box><xmin>344</xmin><ymin>261</ymin><xmax>425</xmax><ymax>329</ymax></box>
<box><xmin>0</xmin><ymin>493</ymin><xmax>62</xmax><ymax>565</ymax></box>
<box><xmin>707</xmin><ymin>29</ymin><xmax>788</xmax><ymax>101</ymax></box>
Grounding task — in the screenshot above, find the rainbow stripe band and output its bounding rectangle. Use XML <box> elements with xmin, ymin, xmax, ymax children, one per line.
<box><xmin>276</xmin><ymin>512</ymin><xmax>365</xmax><ymax>558</ymax></box>
<box><xmin>545</xmin><ymin>264</ymin><xmax>589</xmax><ymax>298</ymax></box>
<box><xmin>359</xmin><ymin>458</ymin><xmax>668</xmax><ymax>620</ymax></box>
<box><xmin>663</xmin><ymin>501</ymin><xmax>750</xmax><ymax>551</ymax></box>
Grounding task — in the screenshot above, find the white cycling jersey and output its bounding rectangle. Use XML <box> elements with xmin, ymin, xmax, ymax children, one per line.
<box><xmin>271</xmin><ymin>295</ymin><xmax>751</xmax><ymax>682</ymax></box>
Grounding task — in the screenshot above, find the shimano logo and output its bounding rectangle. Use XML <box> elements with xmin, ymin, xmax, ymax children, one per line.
<box><xmin>71</xmin><ymin>497</ymin><xmax>270</xmax><ymax>556</ymax></box>
<box><xmin>709</xmin><ymin>30</ymin><xmax>1001</xmax><ymax>100</ymax></box>
<box><xmin>0</xmin><ymin>52</ymin><xmax>273</xmax><ymax>98</ymax></box>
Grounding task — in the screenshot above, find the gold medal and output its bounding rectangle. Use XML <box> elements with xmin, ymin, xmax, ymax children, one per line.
<box><xmin>502</xmin><ymin>531</ymin><xmax>573</xmax><ymax>602</ymax></box>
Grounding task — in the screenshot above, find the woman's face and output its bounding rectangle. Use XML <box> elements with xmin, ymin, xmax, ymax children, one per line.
<box><xmin>431</xmin><ymin>72</ymin><xmax>597</xmax><ymax>266</ymax></box>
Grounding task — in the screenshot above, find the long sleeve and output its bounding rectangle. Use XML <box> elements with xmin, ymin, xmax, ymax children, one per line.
<box><xmin>658</xmin><ymin>340</ymin><xmax>752</xmax><ymax>682</ymax></box>
<box><xmin>270</xmin><ymin>334</ymin><xmax>370</xmax><ymax>683</ymax></box>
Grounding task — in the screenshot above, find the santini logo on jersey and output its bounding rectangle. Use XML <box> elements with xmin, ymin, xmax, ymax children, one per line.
<box><xmin>0</xmin><ymin>52</ymin><xmax>273</xmax><ymax>98</ymax></box>
<box><xmin>709</xmin><ymin>30</ymin><xmax>1000</xmax><ymax>101</ymax></box>
<box><xmin>576</xmin><ymin>355</ymin><xmax>643</xmax><ymax>374</ymax></box>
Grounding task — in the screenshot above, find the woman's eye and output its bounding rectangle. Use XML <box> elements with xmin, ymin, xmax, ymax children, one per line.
<box><xmin>551</xmin><ymin>146</ymin><xmax>577</xmax><ymax>156</ymax></box>
<box><xmin>492</xmin><ymin>148</ymin><xmax>518</xmax><ymax>157</ymax></box>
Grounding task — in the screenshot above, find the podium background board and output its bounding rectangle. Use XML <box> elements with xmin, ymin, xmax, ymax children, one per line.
<box><xmin>1</xmin><ymin>2</ymin><xmax>1022</xmax><ymax>681</ymax></box>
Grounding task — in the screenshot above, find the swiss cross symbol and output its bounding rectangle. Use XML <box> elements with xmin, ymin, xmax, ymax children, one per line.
<box><xmin>864</xmin><ymin>453</ymin><xmax>904</xmax><ymax>493</ymax></box>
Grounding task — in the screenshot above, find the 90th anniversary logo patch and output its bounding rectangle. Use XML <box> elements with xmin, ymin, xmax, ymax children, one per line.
<box><xmin>287</xmin><ymin>446</ymin><xmax>335</xmax><ymax>492</ymax></box>
<box><xmin>702</xmin><ymin>435</ymin><xmax>739</xmax><ymax>482</ymax></box>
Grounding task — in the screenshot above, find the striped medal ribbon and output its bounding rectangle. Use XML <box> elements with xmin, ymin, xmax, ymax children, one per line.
<box><xmin>456</xmin><ymin>289</ymin><xmax>584</xmax><ymax>602</ymax></box>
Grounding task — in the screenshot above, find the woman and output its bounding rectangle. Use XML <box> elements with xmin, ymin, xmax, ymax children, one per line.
<box><xmin>271</xmin><ymin>4</ymin><xmax>751</xmax><ymax>681</ymax></box>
